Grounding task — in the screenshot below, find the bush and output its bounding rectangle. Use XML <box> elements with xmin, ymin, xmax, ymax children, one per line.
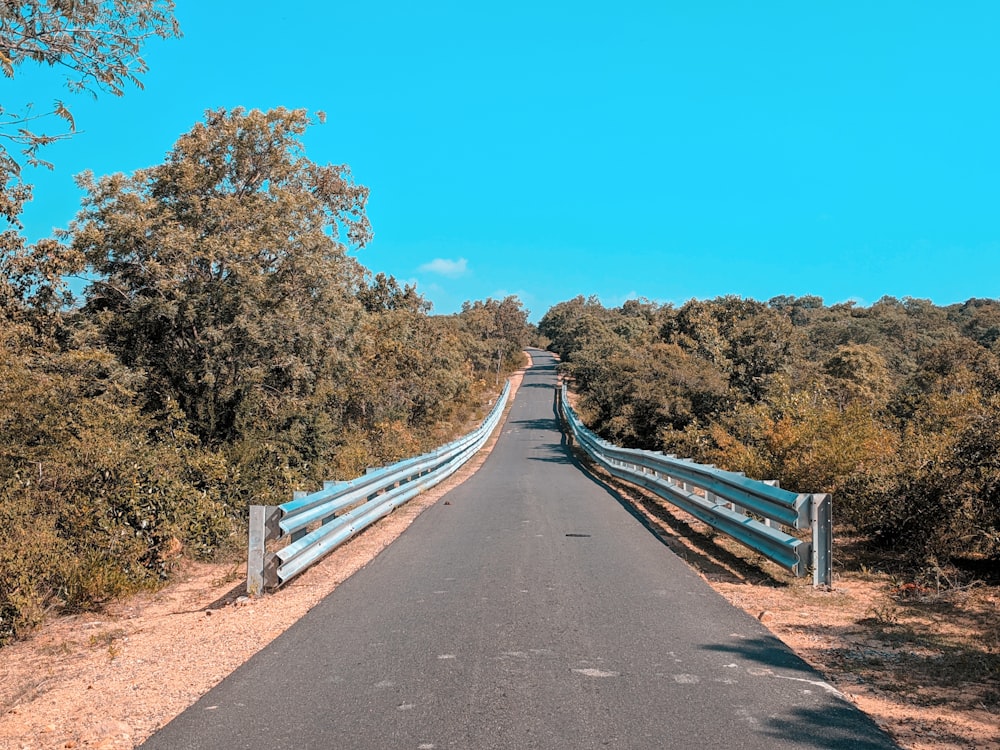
<box><xmin>542</xmin><ymin>294</ymin><xmax>1000</xmax><ymax>569</ymax></box>
<box><xmin>0</xmin><ymin>336</ymin><xmax>238</xmax><ymax>644</ymax></box>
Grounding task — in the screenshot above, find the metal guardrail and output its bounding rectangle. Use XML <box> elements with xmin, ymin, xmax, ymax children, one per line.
<box><xmin>247</xmin><ymin>381</ymin><xmax>511</xmax><ymax>594</ymax></box>
<box><xmin>559</xmin><ymin>384</ymin><xmax>832</xmax><ymax>587</ymax></box>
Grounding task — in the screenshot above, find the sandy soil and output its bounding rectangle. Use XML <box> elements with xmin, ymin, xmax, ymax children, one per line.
<box><xmin>1</xmin><ymin>364</ymin><xmax>997</xmax><ymax>749</ymax></box>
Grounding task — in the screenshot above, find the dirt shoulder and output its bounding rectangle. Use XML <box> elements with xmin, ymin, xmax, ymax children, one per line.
<box><xmin>2</xmin><ymin>362</ymin><xmax>997</xmax><ymax>750</ymax></box>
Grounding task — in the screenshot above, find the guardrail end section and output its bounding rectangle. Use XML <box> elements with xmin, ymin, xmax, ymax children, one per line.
<box><xmin>247</xmin><ymin>504</ymin><xmax>281</xmax><ymax>597</ymax></box>
<box><xmin>811</xmin><ymin>493</ymin><xmax>833</xmax><ymax>588</ymax></box>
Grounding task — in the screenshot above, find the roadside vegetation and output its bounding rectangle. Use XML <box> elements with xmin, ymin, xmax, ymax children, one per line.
<box><xmin>0</xmin><ymin>4</ymin><xmax>534</xmax><ymax>645</ymax></box>
<box><xmin>539</xmin><ymin>294</ymin><xmax>1000</xmax><ymax>577</ymax></box>
<box><xmin>539</xmin><ymin>295</ymin><xmax>1000</xmax><ymax>741</ymax></box>
<box><xmin>0</xmin><ymin>106</ymin><xmax>529</xmax><ymax>643</ymax></box>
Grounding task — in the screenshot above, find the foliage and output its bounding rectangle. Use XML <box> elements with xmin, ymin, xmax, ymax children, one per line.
<box><xmin>0</xmin><ymin>317</ymin><xmax>231</xmax><ymax>644</ymax></box>
<box><xmin>65</xmin><ymin>107</ymin><xmax>372</xmax><ymax>445</ymax></box>
<box><xmin>0</xmin><ymin>107</ymin><xmax>529</xmax><ymax>644</ymax></box>
<box><xmin>663</xmin><ymin>296</ymin><xmax>792</xmax><ymax>402</ymax></box>
<box><xmin>458</xmin><ymin>296</ymin><xmax>530</xmax><ymax>383</ymax></box>
<box><xmin>541</xmin><ymin>294</ymin><xmax>1000</xmax><ymax>566</ymax></box>
<box><xmin>0</xmin><ymin>1</ymin><xmax>180</xmax><ymax>245</ymax></box>
<box><xmin>0</xmin><ymin>1</ymin><xmax>179</xmax><ymax>97</ymax></box>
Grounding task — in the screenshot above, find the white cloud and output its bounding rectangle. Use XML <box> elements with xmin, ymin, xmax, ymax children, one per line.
<box><xmin>418</xmin><ymin>257</ymin><xmax>469</xmax><ymax>278</ymax></box>
<box><xmin>602</xmin><ymin>290</ymin><xmax>648</xmax><ymax>308</ymax></box>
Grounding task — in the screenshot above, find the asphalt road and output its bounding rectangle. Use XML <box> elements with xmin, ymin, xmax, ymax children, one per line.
<box><xmin>141</xmin><ymin>349</ymin><xmax>898</xmax><ymax>750</ymax></box>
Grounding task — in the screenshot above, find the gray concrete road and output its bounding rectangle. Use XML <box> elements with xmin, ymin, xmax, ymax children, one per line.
<box><xmin>141</xmin><ymin>349</ymin><xmax>898</xmax><ymax>750</ymax></box>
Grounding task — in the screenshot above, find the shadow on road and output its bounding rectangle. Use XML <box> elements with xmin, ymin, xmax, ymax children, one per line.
<box><xmin>702</xmin><ymin>634</ymin><xmax>818</xmax><ymax>674</ymax></box>
<box><xmin>580</xmin><ymin>465</ymin><xmax>789</xmax><ymax>587</ymax></box>
<box><xmin>700</xmin><ymin>637</ymin><xmax>901</xmax><ymax>748</ymax></box>
<box><xmin>510</xmin><ymin>417</ymin><xmax>560</xmax><ymax>431</ymax></box>
<box><xmin>526</xmin><ymin>442</ymin><xmax>575</xmax><ymax>465</ymax></box>
<box><xmin>762</xmin><ymin>704</ymin><xmax>901</xmax><ymax>750</ymax></box>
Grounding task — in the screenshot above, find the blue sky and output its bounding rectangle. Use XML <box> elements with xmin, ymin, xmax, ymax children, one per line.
<box><xmin>11</xmin><ymin>1</ymin><xmax>1000</xmax><ymax>321</ymax></box>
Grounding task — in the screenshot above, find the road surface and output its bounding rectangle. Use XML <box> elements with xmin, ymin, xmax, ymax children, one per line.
<box><xmin>141</xmin><ymin>349</ymin><xmax>898</xmax><ymax>749</ymax></box>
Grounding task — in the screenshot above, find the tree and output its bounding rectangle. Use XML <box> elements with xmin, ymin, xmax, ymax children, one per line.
<box><xmin>66</xmin><ymin>107</ymin><xmax>372</xmax><ymax>444</ymax></box>
<box><xmin>0</xmin><ymin>1</ymin><xmax>181</xmax><ymax>239</ymax></box>
<box><xmin>542</xmin><ymin>292</ymin><xmax>1000</xmax><ymax>567</ymax></box>
<box><xmin>0</xmin><ymin>310</ymin><xmax>233</xmax><ymax>644</ymax></box>
<box><xmin>459</xmin><ymin>296</ymin><xmax>529</xmax><ymax>382</ymax></box>
<box><xmin>537</xmin><ymin>295</ymin><xmax>617</xmax><ymax>359</ymax></box>
<box><xmin>822</xmin><ymin>344</ymin><xmax>892</xmax><ymax>411</ymax></box>
<box><xmin>664</xmin><ymin>296</ymin><xmax>792</xmax><ymax>402</ymax></box>
<box><xmin>358</xmin><ymin>271</ymin><xmax>429</xmax><ymax>314</ymax></box>
<box><xmin>949</xmin><ymin>298</ymin><xmax>1000</xmax><ymax>349</ymax></box>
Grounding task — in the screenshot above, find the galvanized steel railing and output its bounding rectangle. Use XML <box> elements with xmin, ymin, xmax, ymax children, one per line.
<box><xmin>247</xmin><ymin>381</ymin><xmax>511</xmax><ymax>594</ymax></box>
<box><xmin>559</xmin><ymin>384</ymin><xmax>832</xmax><ymax>587</ymax></box>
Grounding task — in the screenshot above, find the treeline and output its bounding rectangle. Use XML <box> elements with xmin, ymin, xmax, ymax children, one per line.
<box><xmin>539</xmin><ymin>294</ymin><xmax>1000</xmax><ymax>570</ymax></box>
<box><xmin>0</xmin><ymin>108</ymin><xmax>528</xmax><ymax>643</ymax></box>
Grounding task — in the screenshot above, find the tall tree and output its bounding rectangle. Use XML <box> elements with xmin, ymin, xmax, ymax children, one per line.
<box><xmin>67</xmin><ymin>107</ymin><xmax>372</xmax><ymax>444</ymax></box>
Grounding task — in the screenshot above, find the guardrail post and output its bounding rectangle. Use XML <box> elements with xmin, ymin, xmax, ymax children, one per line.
<box><xmin>290</xmin><ymin>491</ymin><xmax>309</xmax><ymax>542</ymax></box>
<box><xmin>247</xmin><ymin>504</ymin><xmax>280</xmax><ymax>596</ymax></box>
<box><xmin>730</xmin><ymin>471</ymin><xmax>747</xmax><ymax>516</ymax></box>
<box><xmin>763</xmin><ymin>480</ymin><xmax>779</xmax><ymax>527</ymax></box>
<box><xmin>811</xmin><ymin>493</ymin><xmax>833</xmax><ymax>587</ymax></box>
<box><xmin>322</xmin><ymin>481</ymin><xmax>342</xmax><ymax>525</ymax></box>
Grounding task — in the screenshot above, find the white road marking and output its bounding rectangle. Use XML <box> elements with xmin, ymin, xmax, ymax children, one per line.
<box><xmin>772</xmin><ymin>674</ymin><xmax>844</xmax><ymax>697</ymax></box>
<box><xmin>745</xmin><ymin>666</ymin><xmax>844</xmax><ymax>697</ymax></box>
